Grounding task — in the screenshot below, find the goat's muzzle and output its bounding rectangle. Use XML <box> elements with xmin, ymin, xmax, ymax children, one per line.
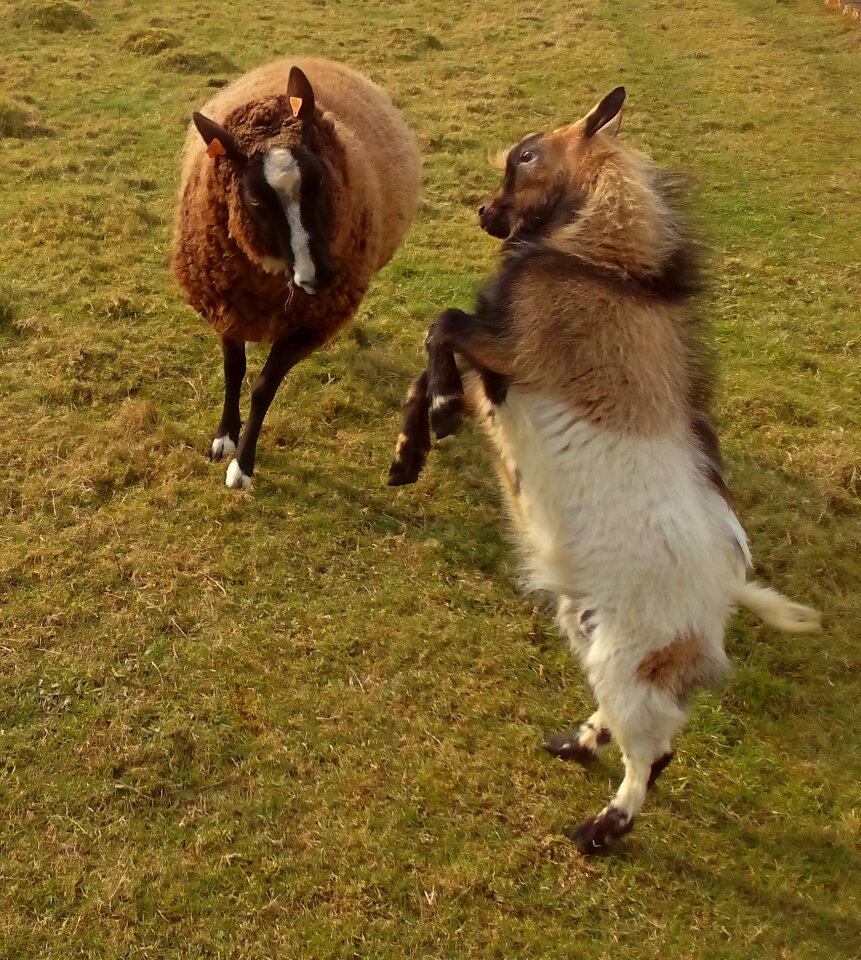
<box><xmin>479</xmin><ymin>200</ymin><xmax>511</xmax><ymax>239</ymax></box>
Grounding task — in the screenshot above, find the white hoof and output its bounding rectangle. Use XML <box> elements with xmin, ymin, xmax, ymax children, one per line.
<box><xmin>211</xmin><ymin>435</ymin><xmax>236</xmax><ymax>460</ymax></box>
<box><xmin>225</xmin><ymin>459</ymin><xmax>252</xmax><ymax>491</ymax></box>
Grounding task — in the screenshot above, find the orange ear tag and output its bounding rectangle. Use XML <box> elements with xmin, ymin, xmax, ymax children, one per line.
<box><xmin>290</xmin><ymin>96</ymin><xmax>303</xmax><ymax>118</ymax></box>
<box><xmin>205</xmin><ymin>138</ymin><xmax>226</xmax><ymax>159</ymax></box>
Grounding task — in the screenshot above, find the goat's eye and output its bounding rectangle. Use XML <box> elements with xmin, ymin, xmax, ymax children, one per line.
<box><xmin>519</xmin><ymin>150</ymin><xmax>536</xmax><ymax>164</ymax></box>
<box><xmin>248</xmin><ymin>198</ymin><xmax>261</xmax><ymax>208</ymax></box>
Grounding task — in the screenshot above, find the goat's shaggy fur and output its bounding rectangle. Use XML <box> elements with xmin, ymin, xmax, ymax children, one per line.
<box><xmin>173</xmin><ymin>57</ymin><xmax>421</xmax><ymax>488</ymax></box>
<box><xmin>390</xmin><ymin>88</ymin><xmax>821</xmax><ymax>854</ymax></box>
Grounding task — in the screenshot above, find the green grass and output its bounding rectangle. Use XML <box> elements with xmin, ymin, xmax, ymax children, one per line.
<box><xmin>1</xmin><ymin>0</ymin><xmax>859</xmax><ymax>957</ymax></box>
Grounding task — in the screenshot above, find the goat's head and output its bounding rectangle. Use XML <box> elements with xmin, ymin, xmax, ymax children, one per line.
<box><xmin>479</xmin><ymin>87</ymin><xmax>627</xmax><ymax>242</ymax></box>
<box><xmin>192</xmin><ymin>66</ymin><xmax>336</xmax><ymax>295</ymax></box>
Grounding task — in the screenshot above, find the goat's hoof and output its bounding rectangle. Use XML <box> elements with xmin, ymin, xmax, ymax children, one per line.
<box><xmin>566</xmin><ymin>806</ymin><xmax>633</xmax><ymax>856</ymax></box>
<box><xmin>210</xmin><ymin>435</ymin><xmax>237</xmax><ymax>462</ymax></box>
<box><xmin>544</xmin><ymin>730</ymin><xmax>598</xmax><ymax>766</ymax></box>
<box><xmin>387</xmin><ymin>459</ymin><xmax>420</xmax><ymax>486</ymax></box>
<box><xmin>226</xmin><ymin>460</ymin><xmax>253</xmax><ymax>491</ymax></box>
<box><xmin>430</xmin><ymin>396</ymin><xmax>464</xmax><ymax>440</ymax></box>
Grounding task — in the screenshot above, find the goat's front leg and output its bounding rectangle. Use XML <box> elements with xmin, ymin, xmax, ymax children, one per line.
<box><xmin>425</xmin><ymin>308</ymin><xmax>514</xmax><ymax>431</ymax></box>
<box><xmin>425</xmin><ymin>315</ymin><xmax>466</xmax><ymax>440</ymax></box>
<box><xmin>226</xmin><ymin>327</ymin><xmax>326</xmax><ymax>491</ymax></box>
<box><xmin>388</xmin><ymin>371</ymin><xmax>432</xmax><ymax>486</ymax></box>
<box><xmin>389</xmin><ymin>307</ymin><xmax>512</xmax><ymax>485</ymax></box>
<box><xmin>210</xmin><ymin>336</ymin><xmax>246</xmax><ymax>461</ymax></box>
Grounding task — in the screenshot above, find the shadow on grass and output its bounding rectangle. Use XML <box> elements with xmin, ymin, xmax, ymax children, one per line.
<box><xmin>655</xmin><ymin>823</ymin><xmax>861</xmax><ymax>953</ymax></box>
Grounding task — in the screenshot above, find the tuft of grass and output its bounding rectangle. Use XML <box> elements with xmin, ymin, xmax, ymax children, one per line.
<box><xmin>11</xmin><ymin>0</ymin><xmax>94</xmax><ymax>32</ymax></box>
<box><xmin>1</xmin><ymin>0</ymin><xmax>859</xmax><ymax>957</ymax></box>
<box><xmin>122</xmin><ymin>28</ymin><xmax>182</xmax><ymax>56</ymax></box>
<box><xmin>162</xmin><ymin>50</ymin><xmax>239</xmax><ymax>75</ymax></box>
<box><xmin>0</xmin><ymin>295</ymin><xmax>17</xmax><ymax>336</ymax></box>
<box><xmin>0</xmin><ymin>98</ymin><xmax>44</xmax><ymax>138</ymax></box>
<box><xmin>0</xmin><ymin>100</ymin><xmax>31</xmax><ymax>137</ymax></box>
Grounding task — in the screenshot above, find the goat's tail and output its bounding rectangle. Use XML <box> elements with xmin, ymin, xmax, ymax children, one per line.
<box><xmin>733</xmin><ymin>581</ymin><xmax>822</xmax><ymax>634</ymax></box>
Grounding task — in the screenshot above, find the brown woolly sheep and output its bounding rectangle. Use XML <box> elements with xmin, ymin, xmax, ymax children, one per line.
<box><xmin>172</xmin><ymin>58</ymin><xmax>421</xmax><ymax>489</ymax></box>
<box><xmin>390</xmin><ymin>88</ymin><xmax>821</xmax><ymax>854</ymax></box>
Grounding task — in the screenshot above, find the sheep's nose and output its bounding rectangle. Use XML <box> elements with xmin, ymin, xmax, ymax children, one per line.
<box><xmin>478</xmin><ymin>205</ymin><xmax>486</xmax><ymax>217</ymax></box>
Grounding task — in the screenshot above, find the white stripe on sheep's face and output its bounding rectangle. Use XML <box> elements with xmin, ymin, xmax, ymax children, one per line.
<box><xmin>238</xmin><ymin>147</ymin><xmax>334</xmax><ymax>296</ymax></box>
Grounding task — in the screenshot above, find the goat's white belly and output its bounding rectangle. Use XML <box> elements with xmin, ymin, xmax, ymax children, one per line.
<box><xmin>485</xmin><ymin>389</ymin><xmax>747</xmax><ymax>643</ymax></box>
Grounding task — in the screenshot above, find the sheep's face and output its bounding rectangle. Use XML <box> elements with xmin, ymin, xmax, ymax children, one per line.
<box><xmin>241</xmin><ymin>146</ymin><xmax>335</xmax><ymax>295</ymax></box>
<box><xmin>191</xmin><ymin>66</ymin><xmax>336</xmax><ymax>296</ymax></box>
<box><xmin>478</xmin><ymin>87</ymin><xmax>626</xmax><ymax>242</ymax></box>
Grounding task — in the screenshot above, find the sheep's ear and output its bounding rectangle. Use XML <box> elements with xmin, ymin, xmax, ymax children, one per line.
<box><xmin>192</xmin><ymin>112</ymin><xmax>244</xmax><ymax>162</ymax></box>
<box><xmin>583</xmin><ymin>87</ymin><xmax>626</xmax><ymax>138</ymax></box>
<box><xmin>287</xmin><ymin>66</ymin><xmax>315</xmax><ymax>122</ymax></box>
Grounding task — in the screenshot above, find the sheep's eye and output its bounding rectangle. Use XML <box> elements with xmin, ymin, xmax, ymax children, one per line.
<box><xmin>248</xmin><ymin>197</ymin><xmax>262</xmax><ymax>208</ymax></box>
<box><xmin>519</xmin><ymin>150</ymin><xmax>536</xmax><ymax>164</ymax></box>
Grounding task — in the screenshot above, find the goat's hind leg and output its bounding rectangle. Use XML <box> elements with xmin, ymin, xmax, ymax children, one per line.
<box><xmin>545</xmin><ymin>709</ymin><xmax>612</xmax><ymax>765</ymax></box>
<box><xmin>211</xmin><ymin>336</ymin><xmax>246</xmax><ymax>461</ymax></box>
<box><xmin>545</xmin><ymin>599</ymin><xmax>612</xmax><ymax>765</ymax></box>
<box><xmin>568</xmin><ymin>687</ymin><xmax>683</xmax><ymax>855</ymax></box>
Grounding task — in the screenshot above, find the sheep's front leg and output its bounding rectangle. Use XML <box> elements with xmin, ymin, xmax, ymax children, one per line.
<box><xmin>210</xmin><ymin>336</ymin><xmax>246</xmax><ymax>461</ymax></box>
<box><xmin>226</xmin><ymin>327</ymin><xmax>326</xmax><ymax>491</ymax></box>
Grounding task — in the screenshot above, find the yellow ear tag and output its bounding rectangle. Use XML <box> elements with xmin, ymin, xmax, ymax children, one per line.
<box><xmin>206</xmin><ymin>138</ymin><xmax>227</xmax><ymax>159</ymax></box>
<box><xmin>290</xmin><ymin>96</ymin><xmax>303</xmax><ymax>118</ymax></box>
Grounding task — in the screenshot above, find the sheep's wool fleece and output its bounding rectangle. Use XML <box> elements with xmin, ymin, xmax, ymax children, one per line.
<box><xmin>172</xmin><ymin>58</ymin><xmax>421</xmax><ymax>342</ymax></box>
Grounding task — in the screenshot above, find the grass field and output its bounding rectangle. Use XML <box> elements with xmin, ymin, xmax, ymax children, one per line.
<box><xmin>2</xmin><ymin>0</ymin><xmax>860</xmax><ymax>956</ymax></box>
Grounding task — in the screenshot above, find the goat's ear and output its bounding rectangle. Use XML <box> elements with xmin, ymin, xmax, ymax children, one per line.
<box><xmin>488</xmin><ymin>145</ymin><xmax>512</xmax><ymax>171</ymax></box>
<box><xmin>583</xmin><ymin>86</ymin><xmax>626</xmax><ymax>139</ymax></box>
<box><xmin>287</xmin><ymin>66</ymin><xmax>315</xmax><ymax>122</ymax></box>
<box><xmin>192</xmin><ymin>112</ymin><xmax>244</xmax><ymax>162</ymax></box>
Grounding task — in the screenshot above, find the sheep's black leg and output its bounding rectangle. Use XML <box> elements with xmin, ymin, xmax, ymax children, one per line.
<box><xmin>210</xmin><ymin>336</ymin><xmax>246</xmax><ymax>461</ymax></box>
<box><xmin>388</xmin><ymin>371</ymin><xmax>432</xmax><ymax>486</ymax></box>
<box><xmin>226</xmin><ymin>328</ymin><xmax>325</xmax><ymax>490</ymax></box>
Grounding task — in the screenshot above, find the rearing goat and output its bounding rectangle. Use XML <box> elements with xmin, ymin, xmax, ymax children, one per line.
<box><xmin>173</xmin><ymin>58</ymin><xmax>420</xmax><ymax>489</ymax></box>
<box><xmin>390</xmin><ymin>88</ymin><xmax>821</xmax><ymax>854</ymax></box>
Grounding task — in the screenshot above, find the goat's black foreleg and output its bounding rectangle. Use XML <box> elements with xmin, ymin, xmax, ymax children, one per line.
<box><xmin>226</xmin><ymin>328</ymin><xmax>326</xmax><ymax>490</ymax></box>
<box><xmin>388</xmin><ymin>371</ymin><xmax>432</xmax><ymax>486</ymax></box>
<box><xmin>388</xmin><ymin>306</ymin><xmax>512</xmax><ymax>485</ymax></box>
<box><xmin>426</xmin><ymin>319</ymin><xmax>466</xmax><ymax>440</ymax></box>
<box><xmin>211</xmin><ymin>336</ymin><xmax>246</xmax><ymax>461</ymax></box>
<box><xmin>387</xmin><ymin>309</ymin><xmax>469</xmax><ymax>485</ymax></box>
<box><xmin>425</xmin><ymin>306</ymin><xmax>515</xmax><ymax>434</ymax></box>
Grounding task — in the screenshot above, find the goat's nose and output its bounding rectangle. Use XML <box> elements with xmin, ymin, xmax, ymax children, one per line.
<box><xmin>478</xmin><ymin>205</ymin><xmax>486</xmax><ymax>217</ymax></box>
